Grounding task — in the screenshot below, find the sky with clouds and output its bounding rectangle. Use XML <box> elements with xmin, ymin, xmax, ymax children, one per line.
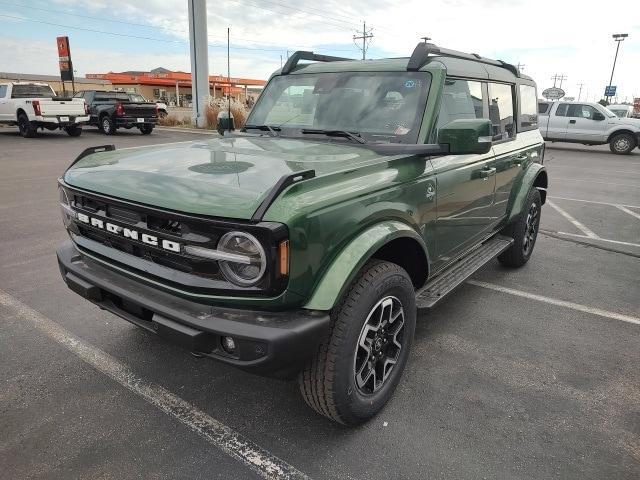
<box><xmin>0</xmin><ymin>0</ymin><xmax>638</xmax><ymax>102</ymax></box>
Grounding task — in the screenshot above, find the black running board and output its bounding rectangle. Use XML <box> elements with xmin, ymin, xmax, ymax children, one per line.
<box><xmin>416</xmin><ymin>235</ymin><xmax>513</xmax><ymax>309</ymax></box>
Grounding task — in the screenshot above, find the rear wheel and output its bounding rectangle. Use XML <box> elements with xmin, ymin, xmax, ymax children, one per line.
<box><xmin>498</xmin><ymin>188</ymin><xmax>542</xmax><ymax>268</ymax></box>
<box><xmin>17</xmin><ymin>113</ymin><xmax>37</xmax><ymax>138</ymax></box>
<box><xmin>609</xmin><ymin>133</ymin><xmax>636</xmax><ymax>155</ymax></box>
<box><xmin>100</xmin><ymin>115</ymin><xmax>116</xmax><ymax>135</ymax></box>
<box><xmin>298</xmin><ymin>260</ymin><xmax>416</xmax><ymax>425</ymax></box>
<box><xmin>139</xmin><ymin>124</ymin><xmax>154</xmax><ymax>135</ymax></box>
<box><xmin>64</xmin><ymin>126</ymin><xmax>82</xmax><ymax>137</ymax></box>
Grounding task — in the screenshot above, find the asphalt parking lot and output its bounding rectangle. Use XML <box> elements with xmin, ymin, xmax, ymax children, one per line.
<box><xmin>1</xmin><ymin>127</ymin><xmax>638</xmax><ymax>480</ymax></box>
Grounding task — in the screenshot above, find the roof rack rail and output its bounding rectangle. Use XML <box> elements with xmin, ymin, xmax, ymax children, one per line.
<box><xmin>407</xmin><ymin>42</ymin><xmax>520</xmax><ymax>77</ymax></box>
<box><xmin>281</xmin><ymin>51</ymin><xmax>353</xmax><ymax>75</ymax></box>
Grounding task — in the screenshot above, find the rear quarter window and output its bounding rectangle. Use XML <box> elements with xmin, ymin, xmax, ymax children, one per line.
<box><xmin>519</xmin><ymin>85</ymin><xmax>538</xmax><ymax>131</ymax></box>
<box><xmin>538</xmin><ymin>102</ymin><xmax>550</xmax><ymax>114</ymax></box>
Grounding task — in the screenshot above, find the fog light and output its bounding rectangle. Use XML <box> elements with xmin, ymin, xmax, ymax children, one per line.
<box><xmin>221</xmin><ymin>336</ymin><xmax>236</xmax><ymax>354</ymax></box>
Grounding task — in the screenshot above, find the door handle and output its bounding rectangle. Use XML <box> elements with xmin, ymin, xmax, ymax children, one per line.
<box><xmin>569</xmin><ymin>119</ymin><xmax>576</xmax><ymax>124</ymax></box>
<box><xmin>479</xmin><ymin>167</ymin><xmax>496</xmax><ymax>179</ymax></box>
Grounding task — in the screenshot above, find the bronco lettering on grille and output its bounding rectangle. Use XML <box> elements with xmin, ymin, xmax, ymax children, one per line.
<box><xmin>76</xmin><ymin>212</ymin><xmax>181</xmax><ymax>252</ymax></box>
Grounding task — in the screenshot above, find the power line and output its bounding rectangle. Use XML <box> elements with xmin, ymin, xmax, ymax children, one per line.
<box><xmin>0</xmin><ymin>13</ymin><xmax>356</xmax><ymax>56</ymax></box>
<box><xmin>353</xmin><ymin>21</ymin><xmax>374</xmax><ymax>60</ymax></box>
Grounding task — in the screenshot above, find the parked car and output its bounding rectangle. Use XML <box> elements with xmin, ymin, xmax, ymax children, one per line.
<box><xmin>538</xmin><ymin>100</ymin><xmax>640</xmax><ymax>154</ymax></box>
<box><xmin>607</xmin><ymin>104</ymin><xmax>634</xmax><ymax>119</ymax></box>
<box><xmin>57</xmin><ymin>43</ymin><xmax>547</xmax><ymax>425</ymax></box>
<box><xmin>0</xmin><ymin>82</ymin><xmax>89</xmax><ymax>137</ymax></box>
<box><xmin>74</xmin><ymin>90</ymin><xmax>158</xmax><ymax>135</ymax></box>
<box><xmin>128</xmin><ymin>93</ymin><xmax>168</xmax><ymax>118</ymax></box>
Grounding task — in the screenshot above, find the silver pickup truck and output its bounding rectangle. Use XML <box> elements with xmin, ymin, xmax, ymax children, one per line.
<box><xmin>538</xmin><ymin>100</ymin><xmax>640</xmax><ymax>154</ymax></box>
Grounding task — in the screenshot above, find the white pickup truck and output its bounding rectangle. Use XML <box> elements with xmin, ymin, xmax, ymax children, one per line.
<box><xmin>0</xmin><ymin>82</ymin><xmax>89</xmax><ymax>137</ymax></box>
<box><xmin>538</xmin><ymin>100</ymin><xmax>640</xmax><ymax>154</ymax></box>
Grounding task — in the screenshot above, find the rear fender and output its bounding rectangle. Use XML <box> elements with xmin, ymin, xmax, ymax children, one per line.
<box><xmin>304</xmin><ymin>221</ymin><xmax>428</xmax><ymax>311</ymax></box>
<box><xmin>506</xmin><ymin>163</ymin><xmax>547</xmax><ymax>224</ymax></box>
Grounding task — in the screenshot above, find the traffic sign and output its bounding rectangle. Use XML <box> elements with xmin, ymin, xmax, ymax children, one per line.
<box><xmin>604</xmin><ymin>86</ymin><xmax>617</xmax><ymax>97</ymax></box>
<box><xmin>542</xmin><ymin>87</ymin><xmax>565</xmax><ymax>100</ymax></box>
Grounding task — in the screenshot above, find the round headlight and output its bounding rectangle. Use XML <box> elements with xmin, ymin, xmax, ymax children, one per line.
<box><xmin>217</xmin><ymin>231</ymin><xmax>266</xmax><ymax>286</ymax></box>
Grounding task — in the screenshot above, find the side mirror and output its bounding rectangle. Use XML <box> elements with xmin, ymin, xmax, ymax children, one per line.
<box><xmin>592</xmin><ymin>112</ymin><xmax>605</xmax><ymax>121</ymax></box>
<box><xmin>217</xmin><ymin>110</ymin><xmax>235</xmax><ymax>135</ymax></box>
<box><xmin>437</xmin><ymin>119</ymin><xmax>493</xmax><ymax>155</ymax></box>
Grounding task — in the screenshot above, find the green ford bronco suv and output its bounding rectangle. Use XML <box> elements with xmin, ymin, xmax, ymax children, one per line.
<box><xmin>57</xmin><ymin>43</ymin><xmax>547</xmax><ymax>425</ymax></box>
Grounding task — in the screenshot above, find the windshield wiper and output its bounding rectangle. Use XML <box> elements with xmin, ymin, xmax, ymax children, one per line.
<box><xmin>301</xmin><ymin>128</ymin><xmax>366</xmax><ymax>144</ymax></box>
<box><xmin>243</xmin><ymin>124</ymin><xmax>281</xmax><ymax>137</ymax></box>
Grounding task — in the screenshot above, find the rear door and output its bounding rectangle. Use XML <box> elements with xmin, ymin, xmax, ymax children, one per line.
<box><xmin>0</xmin><ymin>85</ymin><xmax>10</xmax><ymax>120</ymax></box>
<box><xmin>431</xmin><ymin>78</ymin><xmax>496</xmax><ymax>267</ymax></box>
<box><xmin>545</xmin><ymin>102</ymin><xmax>570</xmax><ymax>140</ymax></box>
<box><xmin>565</xmin><ymin>104</ymin><xmax>608</xmax><ymax>141</ymax></box>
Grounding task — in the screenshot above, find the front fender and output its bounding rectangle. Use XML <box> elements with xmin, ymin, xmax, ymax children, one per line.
<box><xmin>506</xmin><ymin>163</ymin><xmax>547</xmax><ymax>224</ymax></box>
<box><xmin>304</xmin><ymin>221</ymin><xmax>427</xmax><ymax>311</ymax></box>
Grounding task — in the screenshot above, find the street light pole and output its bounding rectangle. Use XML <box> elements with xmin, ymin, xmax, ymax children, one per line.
<box><xmin>607</xmin><ymin>33</ymin><xmax>628</xmax><ymax>102</ymax></box>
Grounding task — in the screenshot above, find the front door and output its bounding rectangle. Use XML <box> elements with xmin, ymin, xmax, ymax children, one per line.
<box><xmin>0</xmin><ymin>85</ymin><xmax>10</xmax><ymax>121</ymax></box>
<box><xmin>565</xmin><ymin>104</ymin><xmax>608</xmax><ymax>142</ymax></box>
<box><xmin>431</xmin><ymin>78</ymin><xmax>496</xmax><ymax>269</ymax></box>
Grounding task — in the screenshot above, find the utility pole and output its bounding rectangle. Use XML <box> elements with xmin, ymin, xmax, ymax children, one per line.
<box><xmin>188</xmin><ymin>0</ymin><xmax>209</xmax><ymax>128</ymax></box>
<box><xmin>421</xmin><ymin>36</ymin><xmax>431</xmax><ymax>43</ymax></box>
<box><xmin>517</xmin><ymin>63</ymin><xmax>525</xmax><ymax>74</ymax></box>
<box><xmin>607</xmin><ymin>33</ymin><xmax>628</xmax><ymax>102</ymax></box>
<box><xmin>577</xmin><ymin>83</ymin><xmax>585</xmax><ymax>101</ymax></box>
<box><xmin>353</xmin><ymin>21</ymin><xmax>373</xmax><ymax>60</ymax></box>
<box><xmin>551</xmin><ymin>74</ymin><xmax>567</xmax><ymax>89</ymax></box>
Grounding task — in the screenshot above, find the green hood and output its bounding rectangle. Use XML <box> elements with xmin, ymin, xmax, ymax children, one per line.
<box><xmin>64</xmin><ymin>136</ymin><xmax>384</xmax><ymax>219</ymax></box>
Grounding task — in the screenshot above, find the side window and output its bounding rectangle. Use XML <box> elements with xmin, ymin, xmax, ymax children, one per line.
<box><xmin>487</xmin><ymin>82</ymin><xmax>515</xmax><ymax>141</ymax></box>
<box><xmin>436</xmin><ymin>78</ymin><xmax>484</xmax><ymax>130</ymax></box>
<box><xmin>567</xmin><ymin>104</ymin><xmax>597</xmax><ymax>119</ymax></box>
<box><xmin>518</xmin><ymin>85</ymin><xmax>538</xmax><ymax>130</ymax></box>
<box><xmin>555</xmin><ymin>103</ymin><xmax>569</xmax><ymax>116</ymax></box>
<box><xmin>0</xmin><ymin>85</ymin><xmax>7</xmax><ymax>98</ymax></box>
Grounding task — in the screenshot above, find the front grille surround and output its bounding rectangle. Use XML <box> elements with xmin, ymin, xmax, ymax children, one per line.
<box><xmin>60</xmin><ymin>180</ymin><xmax>288</xmax><ymax>297</ymax></box>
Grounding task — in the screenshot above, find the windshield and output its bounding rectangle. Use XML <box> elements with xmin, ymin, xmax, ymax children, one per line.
<box><xmin>246</xmin><ymin>72</ymin><xmax>431</xmax><ymax>143</ymax></box>
<box><xmin>11</xmin><ymin>84</ymin><xmax>55</xmax><ymax>98</ymax></box>
<box><xmin>608</xmin><ymin>108</ymin><xmax>628</xmax><ymax>118</ymax></box>
<box><xmin>601</xmin><ymin>107</ymin><xmax>617</xmax><ymax>118</ymax></box>
<box><xmin>129</xmin><ymin>94</ymin><xmax>147</xmax><ymax>102</ymax></box>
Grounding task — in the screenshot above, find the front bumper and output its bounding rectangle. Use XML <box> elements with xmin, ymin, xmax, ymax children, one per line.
<box><xmin>57</xmin><ymin>241</ymin><xmax>329</xmax><ymax>377</ymax></box>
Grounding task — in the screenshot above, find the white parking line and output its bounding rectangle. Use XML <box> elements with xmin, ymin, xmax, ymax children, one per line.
<box><xmin>556</xmin><ymin>232</ymin><xmax>640</xmax><ymax>248</ymax></box>
<box><xmin>0</xmin><ymin>290</ymin><xmax>311</xmax><ymax>480</ymax></box>
<box><xmin>553</xmin><ymin>178</ymin><xmax>639</xmax><ymax>188</ymax></box>
<box><xmin>466</xmin><ymin>280</ymin><xmax>640</xmax><ymax>326</ymax></box>
<box><xmin>546</xmin><ymin>200</ymin><xmax>600</xmax><ymax>238</ymax></box>
<box><xmin>548</xmin><ymin>196</ymin><xmax>640</xmax><ymax>210</ymax></box>
<box><xmin>616</xmin><ymin>205</ymin><xmax>640</xmax><ymax>221</ymax></box>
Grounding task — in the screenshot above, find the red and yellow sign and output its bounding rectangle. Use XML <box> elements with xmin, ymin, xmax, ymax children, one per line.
<box><xmin>56</xmin><ymin>36</ymin><xmax>74</xmax><ymax>82</ymax></box>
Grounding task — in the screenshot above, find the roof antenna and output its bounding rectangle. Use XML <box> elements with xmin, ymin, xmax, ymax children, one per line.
<box><xmin>227</xmin><ymin>27</ymin><xmax>231</xmax><ymax>134</ymax></box>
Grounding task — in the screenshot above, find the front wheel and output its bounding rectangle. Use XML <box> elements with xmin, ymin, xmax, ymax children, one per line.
<box><xmin>64</xmin><ymin>126</ymin><xmax>82</xmax><ymax>137</ymax></box>
<box><xmin>498</xmin><ymin>188</ymin><xmax>542</xmax><ymax>268</ymax></box>
<box><xmin>609</xmin><ymin>133</ymin><xmax>636</xmax><ymax>155</ymax></box>
<box><xmin>298</xmin><ymin>260</ymin><xmax>416</xmax><ymax>425</ymax></box>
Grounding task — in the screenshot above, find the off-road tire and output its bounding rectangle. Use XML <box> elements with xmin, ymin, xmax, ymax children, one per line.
<box><xmin>140</xmin><ymin>124</ymin><xmax>154</xmax><ymax>135</ymax></box>
<box><xmin>298</xmin><ymin>260</ymin><xmax>416</xmax><ymax>425</ymax></box>
<box><xmin>498</xmin><ymin>188</ymin><xmax>542</xmax><ymax>268</ymax></box>
<box><xmin>100</xmin><ymin>115</ymin><xmax>116</xmax><ymax>135</ymax></box>
<box><xmin>64</xmin><ymin>126</ymin><xmax>82</xmax><ymax>137</ymax></box>
<box><xmin>18</xmin><ymin>113</ymin><xmax>37</xmax><ymax>138</ymax></box>
<box><xmin>609</xmin><ymin>133</ymin><xmax>636</xmax><ymax>155</ymax></box>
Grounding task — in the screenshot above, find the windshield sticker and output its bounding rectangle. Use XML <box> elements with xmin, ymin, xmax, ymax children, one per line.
<box><xmin>404</xmin><ymin>80</ymin><xmax>415</xmax><ymax>88</ymax></box>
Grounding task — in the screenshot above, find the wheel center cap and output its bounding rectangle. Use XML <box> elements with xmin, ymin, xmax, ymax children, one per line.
<box><xmin>373</xmin><ymin>337</ymin><xmax>384</xmax><ymax>351</ymax></box>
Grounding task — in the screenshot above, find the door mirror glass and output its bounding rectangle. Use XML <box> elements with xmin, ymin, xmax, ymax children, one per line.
<box><xmin>592</xmin><ymin>112</ymin><xmax>605</xmax><ymax>121</ymax></box>
<box><xmin>437</xmin><ymin>119</ymin><xmax>493</xmax><ymax>155</ymax></box>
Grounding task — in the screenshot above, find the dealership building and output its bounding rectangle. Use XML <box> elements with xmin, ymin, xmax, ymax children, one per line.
<box><xmin>85</xmin><ymin>68</ymin><xmax>266</xmax><ymax>106</ymax></box>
